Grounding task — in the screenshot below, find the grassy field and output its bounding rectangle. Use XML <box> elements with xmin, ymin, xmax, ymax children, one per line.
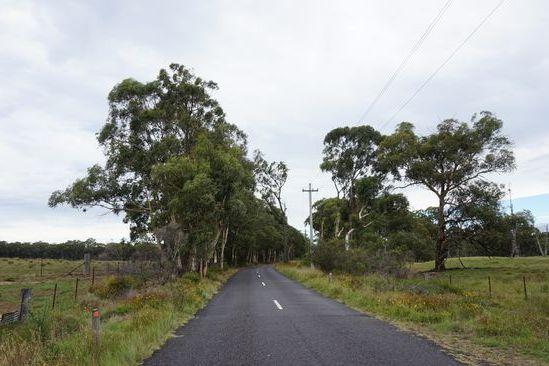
<box><xmin>276</xmin><ymin>257</ymin><xmax>549</xmax><ymax>366</ymax></box>
<box><xmin>0</xmin><ymin>258</ymin><xmax>113</xmax><ymax>314</ymax></box>
<box><xmin>0</xmin><ymin>257</ymin><xmax>235</xmax><ymax>365</ymax></box>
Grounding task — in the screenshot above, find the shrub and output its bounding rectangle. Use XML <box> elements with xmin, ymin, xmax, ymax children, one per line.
<box><xmin>313</xmin><ymin>239</ymin><xmax>410</xmax><ymax>276</ymax></box>
<box><xmin>90</xmin><ymin>275</ymin><xmax>139</xmax><ymax>299</ymax></box>
<box><xmin>312</xmin><ymin>239</ymin><xmax>345</xmax><ymax>272</ymax></box>
<box><xmin>183</xmin><ymin>272</ymin><xmax>201</xmax><ymax>284</ymax></box>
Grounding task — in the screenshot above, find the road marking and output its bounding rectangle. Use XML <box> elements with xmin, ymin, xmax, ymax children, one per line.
<box><xmin>273</xmin><ymin>299</ymin><xmax>283</xmax><ymax>310</ymax></box>
<box><xmin>261</xmin><ymin>281</ymin><xmax>266</xmax><ymax>286</ymax></box>
<box><xmin>257</xmin><ymin>274</ymin><xmax>261</xmax><ymax>278</ymax></box>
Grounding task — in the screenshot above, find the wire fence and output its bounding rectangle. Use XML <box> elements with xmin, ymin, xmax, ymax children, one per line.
<box><xmin>0</xmin><ymin>257</ymin><xmax>163</xmax><ymax>326</ymax></box>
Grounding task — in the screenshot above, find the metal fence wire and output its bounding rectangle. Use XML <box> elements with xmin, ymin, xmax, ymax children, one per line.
<box><xmin>0</xmin><ymin>258</ymin><xmax>163</xmax><ymax>327</ymax></box>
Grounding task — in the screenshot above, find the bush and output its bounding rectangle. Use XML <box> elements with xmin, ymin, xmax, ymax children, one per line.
<box><xmin>312</xmin><ymin>239</ymin><xmax>345</xmax><ymax>272</ymax></box>
<box><xmin>90</xmin><ymin>275</ymin><xmax>140</xmax><ymax>299</ymax></box>
<box><xmin>313</xmin><ymin>239</ymin><xmax>410</xmax><ymax>276</ymax></box>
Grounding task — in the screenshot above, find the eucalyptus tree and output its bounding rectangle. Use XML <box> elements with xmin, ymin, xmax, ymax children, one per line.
<box><xmin>49</xmin><ymin>64</ymin><xmax>248</xmax><ymax>274</ymax></box>
<box><xmin>377</xmin><ymin>112</ymin><xmax>515</xmax><ymax>271</ymax></box>
<box><xmin>253</xmin><ymin>151</ymin><xmax>293</xmax><ymax>260</ymax></box>
<box><xmin>310</xmin><ymin>198</ymin><xmax>348</xmax><ymax>241</ymax></box>
<box><xmin>321</xmin><ymin>126</ymin><xmax>382</xmax><ymax>200</ymax></box>
<box><xmin>320</xmin><ymin>126</ymin><xmax>383</xmax><ymax>246</ymax></box>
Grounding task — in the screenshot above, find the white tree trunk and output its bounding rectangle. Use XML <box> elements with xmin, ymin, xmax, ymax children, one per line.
<box><xmin>345</xmin><ymin>228</ymin><xmax>355</xmax><ymax>250</ymax></box>
<box><xmin>220</xmin><ymin>224</ymin><xmax>229</xmax><ymax>270</ymax></box>
<box><xmin>535</xmin><ymin>235</ymin><xmax>547</xmax><ymax>256</ymax></box>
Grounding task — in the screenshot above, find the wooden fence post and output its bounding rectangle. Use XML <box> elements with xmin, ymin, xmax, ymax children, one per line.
<box><xmin>449</xmin><ymin>275</ymin><xmax>452</xmax><ymax>285</ymax></box>
<box><xmin>40</xmin><ymin>259</ymin><xmax>44</xmax><ymax>277</ymax></box>
<box><xmin>91</xmin><ymin>267</ymin><xmax>95</xmax><ymax>286</ymax></box>
<box><xmin>52</xmin><ymin>283</ymin><xmax>57</xmax><ymax>309</ymax></box>
<box><xmin>74</xmin><ymin>277</ymin><xmax>79</xmax><ymax>302</ymax></box>
<box><xmin>19</xmin><ymin>288</ymin><xmax>31</xmax><ymax>322</ymax></box>
<box><xmin>83</xmin><ymin>253</ymin><xmax>91</xmax><ymax>276</ymax></box>
<box><xmin>488</xmin><ymin>276</ymin><xmax>492</xmax><ymax>297</ymax></box>
<box><xmin>523</xmin><ymin>276</ymin><xmax>528</xmax><ymax>300</ymax></box>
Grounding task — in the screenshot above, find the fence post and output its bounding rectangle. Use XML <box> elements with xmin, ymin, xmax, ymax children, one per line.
<box><xmin>83</xmin><ymin>253</ymin><xmax>91</xmax><ymax>276</ymax></box>
<box><xmin>449</xmin><ymin>275</ymin><xmax>452</xmax><ymax>285</ymax></box>
<box><xmin>92</xmin><ymin>308</ymin><xmax>100</xmax><ymax>362</ymax></box>
<box><xmin>488</xmin><ymin>276</ymin><xmax>492</xmax><ymax>297</ymax></box>
<box><xmin>52</xmin><ymin>283</ymin><xmax>57</xmax><ymax>309</ymax></box>
<box><xmin>523</xmin><ymin>276</ymin><xmax>528</xmax><ymax>300</ymax></box>
<box><xmin>74</xmin><ymin>277</ymin><xmax>79</xmax><ymax>302</ymax></box>
<box><xmin>40</xmin><ymin>259</ymin><xmax>44</xmax><ymax>277</ymax></box>
<box><xmin>19</xmin><ymin>288</ymin><xmax>32</xmax><ymax>322</ymax></box>
<box><xmin>117</xmin><ymin>261</ymin><xmax>120</xmax><ymax>274</ymax></box>
<box><xmin>91</xmin><ymin>267</ymin><xmax>95</xmax><ymax>286</ymax></box>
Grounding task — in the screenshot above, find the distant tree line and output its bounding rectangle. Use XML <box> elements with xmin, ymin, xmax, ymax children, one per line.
<box><xmin>0</xmin><ymin>239</ymin><xmax>158</xmax><ymax>261</ymax></box>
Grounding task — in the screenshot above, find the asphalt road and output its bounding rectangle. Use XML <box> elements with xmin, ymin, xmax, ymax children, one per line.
<box><xmin>143</xmin><ymin>266</ymin><xmax>461</xmax><ymax>366</ymax></box>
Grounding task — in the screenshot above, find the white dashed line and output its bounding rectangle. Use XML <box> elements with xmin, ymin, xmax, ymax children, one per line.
<box><xmin>273</xmin><ymin>299</ymin><xmax>283</xmax><ymax>310</ymax></box>
<box><xmin>261</xmin><ymin>281</ymin><xmax>266</xmax><ymax>286</ymax></box>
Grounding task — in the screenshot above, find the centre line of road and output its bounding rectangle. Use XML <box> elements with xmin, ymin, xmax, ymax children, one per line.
<box><xmin>273</xmin><ymin>299</ymin><xmax>283</xmax><ymax>310</ymax></box>
<box><xmin>261</xmin><ymin>281</ymin><xmax>266</xmax><ymax>286</ymax></box>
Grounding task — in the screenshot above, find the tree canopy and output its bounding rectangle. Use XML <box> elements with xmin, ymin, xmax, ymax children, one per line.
<box><xmin>50</xmin><ymin>64</ymin><xmax>305</xmax><ymax>276</ymax></box>
<box><xmin>377</xmin><ymin>112</ymin><xmax>515</xmax><ymax>270</ymax></box>
<box><xmin>311</xmin><ymin>111</ymin><xmax>534</xmax><ymax>274</ymax></box>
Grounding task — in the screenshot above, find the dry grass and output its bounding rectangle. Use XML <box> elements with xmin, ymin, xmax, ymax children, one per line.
<box><xmin>0</xmin><ymin>258</ymin><xmax>235</xmax><ymax>366</ymax></box>
<box><xmin>276</xmin><ymin>257</ymin><xmax>549</xmax><ymax>366</ymax></box>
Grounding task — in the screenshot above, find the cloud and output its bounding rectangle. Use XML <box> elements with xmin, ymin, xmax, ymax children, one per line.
<box><xmin>1</xmin><ymin>0</ymin><xmax>548</xmax><ymax>241</ymax></box>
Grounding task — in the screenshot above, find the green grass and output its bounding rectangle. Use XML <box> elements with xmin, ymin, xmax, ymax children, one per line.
<box><xmin>0</xmin><ymin>258</ymin><xmax>125</xmax><ymax>313</ymax></box>
<box><xmin>0</xmin><ymin>258</ymin><xmax>162</xmax><ymax>314</ymax></box>
<box><xmin>0</xmin><ymin>258</ymin><xmax>235</xmax><ymax>365</ymax></box>
<box><xmin>276</xmin><ymin>257</ymin><xmax>549</xmax><ymax>366</ymax></box>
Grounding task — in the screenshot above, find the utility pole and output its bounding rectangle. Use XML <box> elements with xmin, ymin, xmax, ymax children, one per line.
<box><xmin>508</xmin><ymin>185</ymin><xmax>519</xmax><ymax>257</ymax></box>
<box><xmin>302</xmin><ymin>183</ymin><xmax>318</xmax><ymax>268</ymax></box>
<box><xmin>545</xmin><ymin>224</ymin><xmax>549</xmax><ymax>255</ymax></box>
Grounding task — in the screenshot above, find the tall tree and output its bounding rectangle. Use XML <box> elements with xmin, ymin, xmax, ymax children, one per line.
<box><xmin>377</xmin><ymin>112</ymin><xmax>515</xmax><ymax>271</ymax></box>
<box><xmin>49</xmin><ymin>64</ymin><xmax>247</xmax><ymax>274</ymax></box>
<box><xmin>320</xmin><ymin>126</ymin><xmax>382</xmax><ymax>199</ymax></box>
<box><xmin>253</xmin><ymin>150</ymin><xmax>291</xmax><ymax>259</ymax></box>
<box><xmin>310</xmin><ymin>198</ymin><xmax>348</xmax><ymax>241</ymax></box>
<box><xmin>320</xmin><ymin>126</ymin><xmax>383</xmax><ymax>246</ymax></box>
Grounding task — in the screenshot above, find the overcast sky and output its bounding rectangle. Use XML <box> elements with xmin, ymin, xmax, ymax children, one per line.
<box><xmin>1</xmin><ymin>0</ymin><xmax>548</xmax><ymax>242</ymax></box>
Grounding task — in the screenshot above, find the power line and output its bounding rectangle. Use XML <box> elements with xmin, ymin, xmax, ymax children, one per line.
<box><xmin>380</xmin><ymin>0</ymin><xmax>507</xmax><ymax>132</ymax></box>
<box><xmin>357</xmin><ymin>0</ymin><xmax>453</xmax><ymax>124</ymax></box>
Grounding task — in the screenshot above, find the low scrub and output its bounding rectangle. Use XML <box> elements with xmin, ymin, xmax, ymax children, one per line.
<box><xmin>90</xmin><ymin>275</ymin><xmax>143</xmax><ymax>299</ymax></box>
<box><xmin>313</xmin><ymin>239</ymin><xmax>410</xmax><ymax>276</ymax></box>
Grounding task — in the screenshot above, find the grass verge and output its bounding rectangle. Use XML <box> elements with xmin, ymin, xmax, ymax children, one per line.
<box><xmin>276</xmin><ymin>257</ymin><xmax>548</xmax><ymax>366</ymax></box>
<box><xmin>0</xmin><ymin>267</ymin><xmax>235</xmax><ymax>366</ymax></box>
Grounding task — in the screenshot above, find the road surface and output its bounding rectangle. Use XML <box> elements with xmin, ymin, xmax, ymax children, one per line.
<box><xmin>143</xmin><ymin>266</ymin><xmax>461</xmax><ymax>365</ymax></box>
